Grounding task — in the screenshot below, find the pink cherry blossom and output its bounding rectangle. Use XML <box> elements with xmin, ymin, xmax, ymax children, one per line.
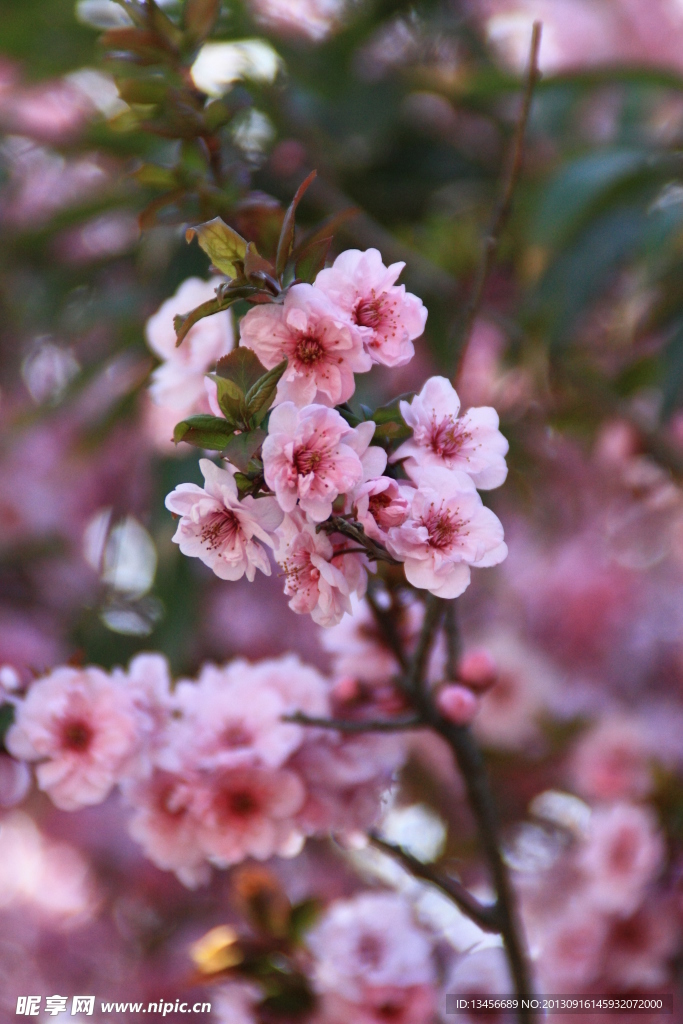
<box><xmin>6</xmin><ymin>666</ymin><xmax>140</xmax><ymax>811</ymax></box>
<box><xmin>214</xmin><ymin>983</ymin><xmax>261</xmax><ymax>1024</ymax></box>
<box><xmin>309</xmin><ymin>892</ymin><xmax>436</xmax><ymax>1002</ymax></box>
<box><xmin>315</xmin><ymin>248</ymin><xmax>427</xmax><ymax>367</ymax></box>
<box><xmin>570</xmin><ymin>717</ymin><xmax>654</xmax><ymax>802</ymax></box>
<box><xmin>145</xmin><ymin>277</ymin><xmax>234</xmax><ymax>412</ymax></box>
<box><xmin>391</xmin><ymin>377</ymin><xmax>509</xmax><ymax>489</ymax></box>
<box><xmin>239</xmin><ymin>283</ymin><xmax>371</xmax><ymax>407</ymax></box>
<box><xmin>167</xmin><ymin>655</ymin><xmax>329</xmax><ymax>772</ymax></box>
<box><xmin>165</xmin><ymin>458</ymin><xmax>283</xmax><ymax>581</ymax></box>
<box><xmin>316</xmin><ymin>986</ymin><xmax>436</xmax><ymax>1024</ymax></box>
<box><xmin>263</xmin><ymin>404</ymin><xmax>377</xmax><ymax>522</ymax></box>
<box><xmin>122</xmin><ymin>768</ymin><xmax>210</xmax><ymax>889</ymax></box>
<box><xmin>580</xmin><ymin>802</ymin><xmax>664</xmax><ymax>916</ymax></box>
<box><xmin>193</xmin><ymin>764</ymin><xmax>306</xmax><ymax>865</ymax></box>
<box><xmin>114</xmin><ymin>653</ymin><xmax>174</xmax><ymax>761</ymax></box>
<box><xmin>347</xmin><ymin>476</ymin><xmax>411</xmax><ymax>543</ymax></box>
<box><xmin>292</xmin><ymin>731</ymin><xmax>406</xmax><ymax>836</ymax></box>
<box><xmin>386</xmin><ymin>467</ymin><xmax>507</xmax><ymax>598</ymax></box>
<box><xmin>275</xmin><ymin>511</ymin><xmax>366</xmax><ymax>626</ymax></box>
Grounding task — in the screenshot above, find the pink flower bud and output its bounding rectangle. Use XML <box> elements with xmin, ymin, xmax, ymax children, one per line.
<box><xmin>333</xmin><ymin>676</ymin><xmax>360</xmax><ymax>703</ymax></box>
<box><xmin>436</xmin><ymin>684</ymin><xmax>479</xmax><ymax>725</ymax></box>
<box><xmin>458</xmin><ymin>648</ymin><xmax>498</xmax><ymax>690</ymax></box>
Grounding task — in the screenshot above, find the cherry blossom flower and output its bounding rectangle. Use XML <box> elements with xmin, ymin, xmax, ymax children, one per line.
<box><xmin>165</xmin><ymin>458</ymin><xmax>283</xmax><ymax>582</ymax></box>
<box><xmin>193</xmin><ymin>764</ymin><xmax>306</xmax><ymax>865</ymax></box>
<box><xmin>580</xmin><ymin>803</ymin><xmax>665</xmax><ymax>916</ymax></box>
<box><xmin>275</xmin><ymin>511</ymin><xmax>366</xmax><ymax>626</ymax></box>
<box><xmin>239</xmin><ymin>283</ymin><xmax>371</xmax><ymax>407</ymax></box>
<box><xmin>113</xmin><ymin>653</ymin><xmax>174</xmax><ymax>765</ymax></box>
<box><xmin>316</xmin><ymin>985</ymin><xmax>436</xmax><ymax>1024</ymax></box>
<box><xmin>391</xmin><ymin>377</ymin><xmax>509</xmax><ymax>489</ymax></box>
<box><xmin>6</xmin><ymin>666</ymin><xmax>139</xmax><ymax>811</ymax></box>
<box><xmin>386</xmin><ymin>467</ymin><xmax>507</xmax><ymax>598</ymax></box>
<box><xmin>262</xmin><ymin>404</ymin><xmax>378</xmax><ymax>522</ymax></box>
<box><xmin>309</xmin><ymin>892</ymin><xmax>436</xmax><ymax>1002</ymax></box>
<box><xmin>166</xmin><ymin>655</ymin><xmax>329</xmax><ymax>772</ymax></box>
<box><xmin>570</xmin><ymin>717</ymin><xmax>654</xmax><ymax>802</ymax></box>
<box><xmin>347</xmin><ymin>475</ymin><xmax>411</xmax><ymax>543</ymax></box>
<box><xmin>122</xmin><ymin>768</ymin><xmax>210</xmax><ymax>889</ymax></box>
<box><xmin>213</xmin><ymin>982</ymin><xmax>261</xmax><ymax>1024</ymax></box>
<box><xmin>145</xmin><ymin>277</ymin><xmax>233</xmax><ymax>412</ymax></box>
<box><xmin>315</xmin><ymin>248</ymin><xmax>427</xmax><ymax>367</ymax></box>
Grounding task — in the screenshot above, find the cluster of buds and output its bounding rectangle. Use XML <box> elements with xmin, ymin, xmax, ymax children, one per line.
<box><xmin>160</xmin><ymin>173</ymin><xmax>510</xmax><ymax>625</ymax></box>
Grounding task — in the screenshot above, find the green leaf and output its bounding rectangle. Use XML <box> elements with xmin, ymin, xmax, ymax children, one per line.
<box><xmin>132</xmin><ymin>163</ymin><xmax>177</xmax><ymax>188</ymax></box>
<box><xmin>173</xmin><ymin>414</ymin><xmax>234</xmax><ymax>450</ymax></box>
<box><xmin>215</xmin><ymin>348</ymin><xmax>268</xmax><ymax>394</ymax></box>
<box><xmin>295</xmin><ymin>236</ymin><xmax>332</xmax><ymax>283</ymax></box>
<box><xmin>0</xmin><ymin>702</ymin><xmax>15</xmax><ymax>744</ymax></box>
<box><xmin>222</xmin><ymin>430</ymin><xmax>266</xmax><ymax>471</ymax></box>
<box><xmin>275</xmin><ymin>170</ymin><xmax>317</xmax><ymax>278</ymax></box>
<box><xmin>186</xmin><ymin>217</ymin><xmax>247</xmax><ymax>278</ymax></box>
<box><xmin>373</xmin><ymin>393</ymin><xmax>415</xmax><ymax>423</ymax></box>
<box><xmin>288</xmin><ymin>899</ymin><xmax>322</xmax><ymax>943</ymax></box>
<box><xmin>174</xmin><ymin>295</ymin><xmax>224</xmax><ymax>346</ymax></box>
<box><xmin>244</xmin><ymin>359</ymin><xmax>288</xmax><ymax>425</ymax></box>
<box><xmin>183</xmin><ymin>0</ymin><xmax>220</xmax><ymax>42</ymax></box>
<box><xmin>206</xmin><ymin>373</ymin><xmax>243</xmax><ymax>424</ymax></box>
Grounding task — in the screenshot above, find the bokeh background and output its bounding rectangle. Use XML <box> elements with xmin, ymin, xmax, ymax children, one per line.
<box><xmin>4</xmin><ymin>0</ymin><xmax>683</xmax><ymax>1018</ymax></box>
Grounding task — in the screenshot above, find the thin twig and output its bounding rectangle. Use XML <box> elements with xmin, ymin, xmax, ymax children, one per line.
<box><xmin>455</xmin><ymin>22</ymin><xmax>542</xmax><ymax>378</ymax></box>
<box><xmin>366</xmin><ymin>588</ymin><xmax>410</xmax><ymax>673</ymax></box>
<box><xmin>402</xmin><ymin>594</ymin><xmax>443</xmax><ymax>696</ymax></box>
<box><xmin>317</xmin><ymin>516</ymin><xmax>401</xmax><ymax>565</ymax></box>
<box><xmin>442</xmin><ymin>599</ymin><xmax>461</xmax><ymax>680</ymax></box>
<box><xmin>283</xmin><ymin>712</ymin><xmax>422</xmax><ymax>733</ymax></box>
<box><xmin>368</xmin><ymin>834</ymin><xmax>501</xmax><ymax>934</ymax></box>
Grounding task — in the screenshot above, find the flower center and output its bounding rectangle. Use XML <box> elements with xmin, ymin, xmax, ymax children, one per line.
<box><xmin>430</xmin><ymin>416</ymin><xmax>469</xmax><ymax>459</ymax></box>
<box><xmin>228</xmin><ymin>789</ymin><xmax>259</xmax><ymax>818</ymax></box>
<box><xmin>356</xmin><ymin>933</ymin><xmax>384</xmax><ymax>969</ymax></box>
<box><xmin>222</xmin><ymin>723</ymin><xmax>253</xmax><ymax>749</ymax></box>
<box><xmin>295</xmin><ymin>334</ymin><xmax>324</xmax><ymax>365</ymax></box>
<box><xmin>201</xmin><ymin>508</ymin><xmax>240</xmax><ymax>551</ymax></box>
<box><xmin>421</xmin><ymin>503</ymin><xmax>462</xmax><ymax>550</ymax></box>
<box><xmin>294</xmin><ymin>446</ymin><xmax>323</xmax><ymax>475</ymax></box>
<box><xmin>355</xmin><ymin>296</ymin><xmax>384</xmax><ymax>330</ymax></box>
<box><xmin>62</xmin><ymin>719</ymin><xmax>93</xmax><ymax>752</ymax></box>
<box><xmin>283</xmin><ymin>550</ymin><xmax>320</xmax><ymax>596</ymax></box>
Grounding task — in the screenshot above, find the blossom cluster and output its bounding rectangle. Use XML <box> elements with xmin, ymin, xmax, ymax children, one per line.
<box><xmin>157</xmin><ymin>249</ymin><xmax>510</xmax><ymax>625</ymax></box>
<box><xmin>5</xmin><ymin>653</ymin><xmax>405</xmax><ymax>887</ymax></box>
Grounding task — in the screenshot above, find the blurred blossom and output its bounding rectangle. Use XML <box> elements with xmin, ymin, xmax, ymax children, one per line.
<box><xmin>21</xmin><ymin>341</ymin><xmax>80</xmax><ymax>405</ymax></box>
<box><xmin>0</xmin><ymin>812</ymin><xmax>96</xmax><ymax>924</ymax></box>
<box><xmin>249</xmin><ymin>0</ymin><xmax>346</xmax><ymax>41</ymax></box>
<box><xmin>232</xmin><ymin>109</ymin><xmax>275</xmax><ymax>160</ymax></box>
<box><xmin>472</xmin><ymin>632</ymin><xmax>561</xmax><ymax>750</ymax></box>
<box><xmin>0</xmin><ymin>756</ymin><xmax>31</xmax><ymax>809</ymax></box>
<box><xmin>569</xmin><ymin>717</ymin><xmax>654</xmax><ymax>802</ymax></box>
<box><xmin>83</xmin><ymin>509</ymin><xmax>157</xmax><ymax>598</ymax></box>
<box><xmin>75</xmin><ymin>0</ymin><xmax>134</xmax><ymax>29</ymax></box>
<box><xmin>0</xmin><ymin>138</ymin><xmax>111</xmax><ymax>229</ymax></box>
<box><xmin>378</xmin><ymin>802</ymin><xmax>446</xmax><ymax>863</ymax></box>
<box><xmin>57</xmin><ymin>211</ymin><xmax>139</xmax><ymax>264</ymax></box>
<box><xmin>0</xmin><ymin>73</ymin><xmax>94</xmax><ymax>144</ymax></box>
<box><xmin>65</xmin><ymin>68</ymin><xmax>129</xmax><ymax>118</ymax></box>
<box><xmin>190</xmin><ymin>40</ymin><xmax>281</xmax><ymax>98</ymax></box>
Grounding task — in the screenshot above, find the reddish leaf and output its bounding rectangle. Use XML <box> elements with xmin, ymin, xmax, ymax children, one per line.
<box><xmin>295</xmin><ymin>236</ymin><xmax>332</xmax><ymax>283</ymax></box>
<box><xmin>275</xmin><ymin>170</ymin><xmax>317</xmax><ymax>278</ymax></box>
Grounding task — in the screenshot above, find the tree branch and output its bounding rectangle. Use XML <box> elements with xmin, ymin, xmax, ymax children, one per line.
<box><xmin>455</xmin><ymin>22</ymin><xmax>542</xmax><ymax>377</ymax></box>
<box><xmin>366</xmin><ymin>587</ymin><xmax>410</xmax><ymax>674</ymax></box>
<box><xmin>368</xmin><ymin>833</ymin><xmax>501</xmax><ymax>934</ymax></box>
<box><xmin>317</xmin><ymin>516</ymin><xmax>401</xmax><ymax>565</ymax></box>
<box><xmin>283</xmin><ymin>712</ymin><xmax>422</xmax><ymax>733</ymax></box>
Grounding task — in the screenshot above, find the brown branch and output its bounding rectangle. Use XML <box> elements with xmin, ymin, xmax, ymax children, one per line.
<box><xmin>368</xmin><ymin>834</ymin><xmax>501</xmax><ymax>934</ymax></box>
<box><xmin>455</xmin><ymin>22</ymin><xmax>542</xmax><ymax>378</ymax></box>
<box><xmin>366</xmin><ymin>587</ymin><xmax>410</xmax><ymax>674</ymax></box>
<box><xmin>282</xmin><ymin>712</ymin><xmax>422</xmax><ymax>733</ymax></box>
<box><xmin>317</xmin><ymin>516</ymin><xmax>401</xmax><ymax>565</ymax></box>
